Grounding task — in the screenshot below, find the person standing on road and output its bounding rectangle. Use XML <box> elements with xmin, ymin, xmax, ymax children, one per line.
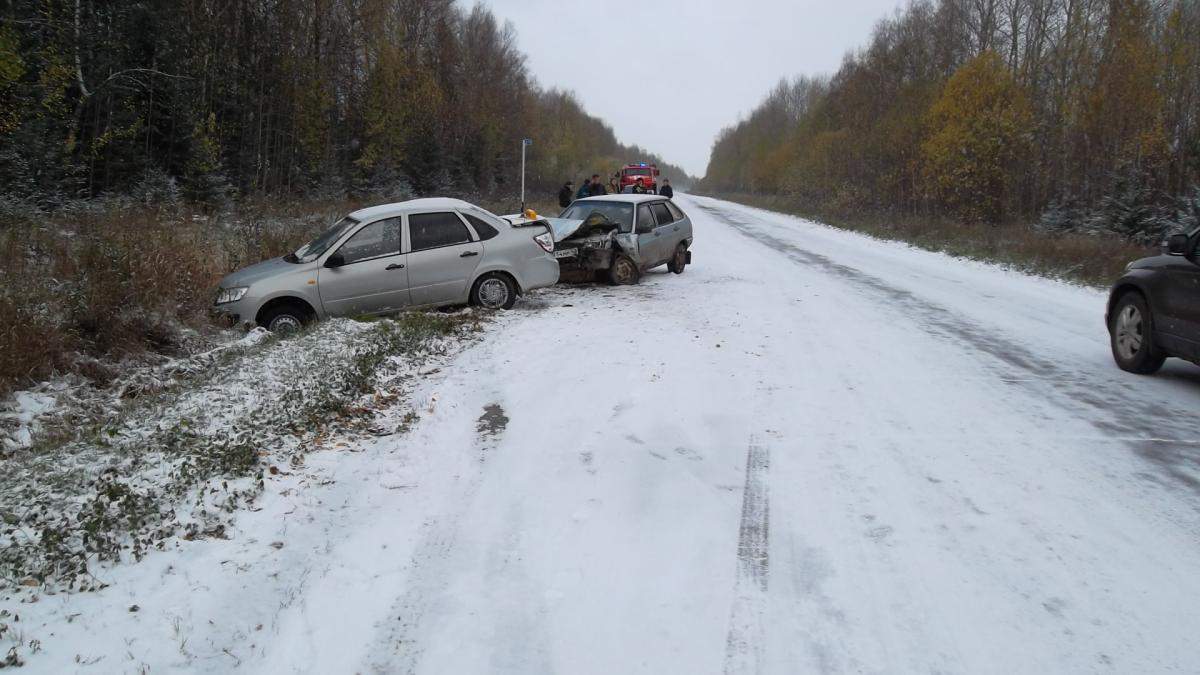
<box><xmin>660</xmin><ymin>179</ymin><xmax>674</xmax><ymax>199</ymax></box>
<box><xmin>632</xmin><ymin>178</ymin><xmax>646</xmax><ymax>194</ymax></box>
<box><xmin>576</xmin><ymin>178</ymin><xmax>592</xmax><ymax>201</ymax></box>
<box><xmin>588</xmin><ymin>174</ymin><xmax>606</xmax><ymax>197</ymax></box>
<box><xmin>559</xmin><ymin>181</ymin><xmax>575</xmax><ymax>208</ymax></box>
<box><xmin>608</xmin><ymin>173</ymin><xmax>620</xmax><ymax>194</ymax></box>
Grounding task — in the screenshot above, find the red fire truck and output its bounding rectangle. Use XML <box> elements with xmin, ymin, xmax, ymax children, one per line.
<box><xmin>619</xmin><ymin>163</ymin><xmax>660</xmax><ymax>194</ymax></box>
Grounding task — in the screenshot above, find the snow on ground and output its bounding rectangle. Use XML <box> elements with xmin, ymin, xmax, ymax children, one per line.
<box><xmin>8</xmin><ymin>194</ymin><xmax>1200</xmax><ymax>673</ymax></box>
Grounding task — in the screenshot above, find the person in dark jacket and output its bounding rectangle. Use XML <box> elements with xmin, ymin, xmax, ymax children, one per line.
<box><xmin>588</xmin><ymin>174</ymin><xmax>606</xmax><ymax>197</ymax></box>
<box><xmin>576</xmin><ymin>179</ymin><xmax>592</xmax><ymax>201</ymax></box>
<box><xmin>660</xmin><ymin>179</ymin><xmax>674</xmax><ymax>199</ymax></box>
<box><xmin>559</xmin><ymin>182</ymin><xmax>575</xmax><ymax>208</ymax></box>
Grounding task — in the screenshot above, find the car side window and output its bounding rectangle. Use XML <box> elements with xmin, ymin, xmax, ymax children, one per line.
<box><xmin>463</xmin><ymin>213</ymin><xmax>499</xmax><ymax>241</ymax></box>
<box><xmin>636</xmin><ymin>204</ymin><xmax>655</xmax><ymax>232</ymax></box>
<box><xmin>337</xmin><ymin>217</ymin><xmax>401</xmax><ymax>264</ymax></box>
<box><xmin>651</xmin><ymin>203</ymin><xmax>674</xmax><ymax>226</ymax></box>
<box><xmin>665</xmin><ymin>201</ymin><xmax>685</xmax><ymax>221</ymax></box>
<box><xmin>410</xmin><ymin>212</ymin><xmax>473</xmax><ymax>252</ymax></box>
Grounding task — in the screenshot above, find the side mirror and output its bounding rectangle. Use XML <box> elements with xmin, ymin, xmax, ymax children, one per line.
<box><xmin>1166</xmin><ymin>233</ymin><xmax>1189</xmax><ymax>256</ymax></box>
<box><xmin>324</xmin><ymin>252</ymin><xmax>346</xmax><ymax>268</ymax></box>
<box><xmin>635</xmin><ymin>222</ymin><xmax>654</xmax><ymax>235</ymax></box>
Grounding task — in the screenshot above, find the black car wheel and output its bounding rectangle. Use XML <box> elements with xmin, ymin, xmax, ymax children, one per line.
<box><xmin>259</xmin><ymin>304</ymin><xmax>309</xmax><ymax>335</ymax></box>
<box><xmin>608</xmin><ymin>254</ymin><xmax>640</xmax><ymax>286</ymax></box>
<box><xmin>1110</xmin><ymin>292</ymin><xmax>1166</xmax><ymax>374</ymax></box>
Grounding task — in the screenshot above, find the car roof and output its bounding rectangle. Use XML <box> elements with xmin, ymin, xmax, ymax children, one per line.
<box><xmin>573</xmin><ymin>194</ymin><xmax>667</xmax><ymax>205</ymax></box>
<box><xmin>347</xmin><ymin>197</ymin><xmax>479</xmax><ymax>222</ymax></box>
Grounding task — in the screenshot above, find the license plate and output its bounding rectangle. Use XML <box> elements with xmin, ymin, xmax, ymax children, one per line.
<box><xmin>554</xmin><ymin>249</ymin><xmax>577</xmax><ymax>259</ymax></box>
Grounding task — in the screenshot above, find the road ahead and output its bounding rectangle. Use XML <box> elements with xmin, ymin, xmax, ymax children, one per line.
<box><xmin>25</xmin><ymin>195</ymin><xmax>1200</xmax><ymax>673</ymax></box>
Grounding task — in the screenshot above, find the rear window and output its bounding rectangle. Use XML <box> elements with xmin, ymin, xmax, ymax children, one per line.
<box><xmin>651</xmin><ymin>203</ymin><xmax>674</xmax><ymax>225</ymax></box>
<box><xmin>464</xmin><ymin>214</ymin><xmax>499</xmax><ymax>241</ymax></box>
<box><xmin>665</xmin><ymin>201</ymin><xmax>685</xmax><ymax>221</ymax></box>
<box><xmin>409</xmin><ymin>212</ymin><xmax>472</xmax><ymax>251</ymax></box>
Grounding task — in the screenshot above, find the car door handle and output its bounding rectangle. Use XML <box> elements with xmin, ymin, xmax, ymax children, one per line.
<box><xmin>460</xmin><ymin>251</ymin><xmax>479</xmax><ymax>258</ymax></box>
<box><xmin>386</xmin><ymin>263</ymin><xmax>405</xmax><ymax>270</ymax></box>
<box><xmin>673</xmin><ymin>226</ymin><xmax>680</xmax><ymax>231</ymax></box>
<box><xmin>653</xmin><ymin>231</ymin><xmax>661</xmax><ymax>237</ymax></box>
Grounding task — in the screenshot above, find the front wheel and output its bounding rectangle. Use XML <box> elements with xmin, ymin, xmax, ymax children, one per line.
<box><xmin>259</xmin><ymin>303</ymin><xmax>310</xmax><ymax>335</ymax></box>
<box><xmin>1110</xmin><ymin>292</ymin><xmax>1166</xmax><ymax>374</ymax></box>
<box><xmin>608</xmin><ymin>254</ymin><xmax>640</xmax><ymax>286</ymax></box>
<box><xmin>471</xmin><ymin>272</ymin><xmax>517</xmax><ymax>310</ymax></box>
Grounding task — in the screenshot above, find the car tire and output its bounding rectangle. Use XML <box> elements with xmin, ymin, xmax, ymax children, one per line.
<box><xmin>259</xmin><ymin>303</ymin><xmax>309</xmax><ymax>335</ymax></box>
<box><xmin>608</xmin><ymin>254</ymin><xmax>640</xmax><ymax>285</ymax></box>
<box><xmin>471</xmin><ymin>272</ymin><xmax>517</xmax><ymax>310</ymax></box>
<box><xmin>1110</xmin><ymin>291</ymin><xmax>1166</xmax><ymax>374</ymax></box>
<box><xmin>668</xmin><ymin>244</ymin><xmax>688</xmax><ymax>274</ymax></box>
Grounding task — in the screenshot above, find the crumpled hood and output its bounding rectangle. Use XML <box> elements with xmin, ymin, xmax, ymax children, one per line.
<box><xmin>219</xmin><ymin>256</ymin><xmax>295</xmax><ymax>288</ymax></box>
<box><xmin>543</xmin><ymin>217</ymin><xmax>588</xmax><ymax>242</ymax></box>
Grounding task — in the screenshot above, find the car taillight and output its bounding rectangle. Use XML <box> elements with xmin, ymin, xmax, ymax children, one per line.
<box><xmin>534</xmin><ymin>231</ymin><xmax>554</xmax><ymax>253</ymax></box>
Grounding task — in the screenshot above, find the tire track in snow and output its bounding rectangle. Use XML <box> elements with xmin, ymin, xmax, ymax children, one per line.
<box><xmin>368</xmin><ymin>401</ymin><xmax>509</xmax><ymax>674</ymax></box>
<box><xmin>694</xmin><ymin>200</ymin><xmax>1200</xmax><ymax>494</ymax></box>
<box><xmin>724</xmin><ymin>436</ymin><xmax>771</xmax><ymax>674</ymax></box>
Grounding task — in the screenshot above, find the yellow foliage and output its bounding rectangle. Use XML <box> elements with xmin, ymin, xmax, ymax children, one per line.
<box><xmin>921</xmin><ymin>51</ymin><xmax>1032</xmax><ymax>223</ymax></box>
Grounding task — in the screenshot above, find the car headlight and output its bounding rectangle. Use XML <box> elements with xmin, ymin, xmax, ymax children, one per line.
<box><xmin>215</xmin><ymin>286</ymin><xmax>249</xmax><ymax>305</ymax></box>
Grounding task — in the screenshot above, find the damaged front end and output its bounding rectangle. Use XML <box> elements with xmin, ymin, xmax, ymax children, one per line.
<box><xmin>544</xmin><ymin>214</ymin><xmax>639</xmax><ymax>282</ymax></box>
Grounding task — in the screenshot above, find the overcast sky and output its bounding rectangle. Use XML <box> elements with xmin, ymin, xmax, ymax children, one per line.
<box><xmin>477</xmin><ymin>0</ymin><xmax>902</xmax><ymax>177</ymax></box>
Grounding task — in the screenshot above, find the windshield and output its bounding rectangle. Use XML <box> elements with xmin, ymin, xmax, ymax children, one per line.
<box><xmin>291</xmin><ymin>217</ymin><xmax>358</xmax><ymax>263</ymax></box>
<box><xmin>559</xmin><ymin>201</ymin><xmax>635</xmax><ymax>233</ymax></box>
<box><xmin>623</xmin><ymin>168</ymin><xmax>651</xmax><ymax>176</ymax></box>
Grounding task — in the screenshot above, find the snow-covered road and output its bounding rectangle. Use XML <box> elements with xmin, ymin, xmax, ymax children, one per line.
<box><xmin>19</xmin><ymin>194</ymin><xmax>1200</xmax><ymax>673</ymax></box>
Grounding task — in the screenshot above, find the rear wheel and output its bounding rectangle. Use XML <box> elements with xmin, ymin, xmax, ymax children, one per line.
<box><xmin>471</xmin><ymin>272</ymin><xmax>517</xmax><ymax>310</ymax></box>
<box><xmin>608</xmin><ymin>254</ymin><xmax>639</xmax><ymax>285</ymax></box>
<box><xmin>668</xmin><ymin>244</ymin><xmax>688</xmax><ymax>274</ymax></box>
<box><xmin>1110</xmin><ymin>292</ymin><xmax>1166</xmax><ymax>374</ymax></box>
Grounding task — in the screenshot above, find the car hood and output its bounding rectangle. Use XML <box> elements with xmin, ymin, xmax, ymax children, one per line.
<box><xmin>219</xmin><ymin>256</ymin><xmax>298</xmax><ymax>288</ymax></box>
<box><xmin>544</xmin><ymin>217</ymin><xmax>588</xmax><ymax>242</ymax></box>
<box><xmin>1126</xmin><ymin>254</ymin><xmax>1167</xmax><ymax>271</ymax></box>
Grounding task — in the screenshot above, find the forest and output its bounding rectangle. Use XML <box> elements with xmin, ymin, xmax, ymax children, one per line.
<box><xmin>0</xmin><ymin>0</ymin><xmax>687</xmax><ymax>208</ymax></box>
<box><xmin>0</xmin><ymin>0</ymin><xmax>688</xmax><ymax>395</ymax></box>
<box><xmin>700</xmin><ymin>0</ymin><xmax>1200</xmax><ymax>244</ymax></box>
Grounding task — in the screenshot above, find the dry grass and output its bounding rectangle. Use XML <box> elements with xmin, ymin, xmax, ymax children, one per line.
<box><xmin>711</xmin><ymin>193</ymin><xmax>1153</xmax><ymax>288</ymax></box>
<box><xmin>0</xmin><ymin>194</ymin><xmax>560</xmax><ymax>397</ymax></box>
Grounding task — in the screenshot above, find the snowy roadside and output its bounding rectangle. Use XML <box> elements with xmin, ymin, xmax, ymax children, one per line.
<box><xmin>0</xmin><ymin>310</ymin><xmax>487</xmax><ymax>666</ymax></box>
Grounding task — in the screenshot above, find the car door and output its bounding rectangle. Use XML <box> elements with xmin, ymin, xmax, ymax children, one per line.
<box><xmin>650</xmin><ymin>201</ymin><xmax>680</xmax><ymax>263</ymax></box>
<box><xmin>635</xmin><ymin>203</ymin><xmax>666</xmax><ymax>266</ymax></box>
<box><xmin>317</xmin><ymin>217</ymin><xmax>409</xmax><ymax>316</ymax></box>
<box><xmin>406</xmin><ymin>211</ymin><xmax>484</xmax><ymax>306</ymax></box>
<box><xmin>1160</xmin><ymin>234</ymin><xmax>1200</xmax><ymax>356</ymax></box>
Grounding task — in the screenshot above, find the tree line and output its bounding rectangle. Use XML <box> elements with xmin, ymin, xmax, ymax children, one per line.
<box><xmin>0</xmin><ymin>0</ymin><xmax>687</xmax><ymax>210</ymax></box>
<box><xmin>700</xmin><ymin>0</ymin><xmax>1200</xmax><ymax>242</ymax></box>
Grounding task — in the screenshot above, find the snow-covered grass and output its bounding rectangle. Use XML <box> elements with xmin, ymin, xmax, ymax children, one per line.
<box><xmin>0</xmin><ymin>311</ymin><xmax>483</xmax><ymax>602</ymax></box>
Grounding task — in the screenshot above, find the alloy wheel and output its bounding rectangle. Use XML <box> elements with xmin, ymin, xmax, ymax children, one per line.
<box><xmin>1114</xmin><ymin>304</ymin><xmax>1144</xmax><ymax>360</ymax></box>
<box><xmin>478</xmin><ymin>278</ymin><xmax>510</xmax><ymax>308</ymax></box>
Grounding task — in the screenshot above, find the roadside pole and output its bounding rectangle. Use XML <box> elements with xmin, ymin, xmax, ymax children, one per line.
<box><xmin>520</xmin><ymin>138</ymin><xmax>532</xmax><ymax>213</ymax></box>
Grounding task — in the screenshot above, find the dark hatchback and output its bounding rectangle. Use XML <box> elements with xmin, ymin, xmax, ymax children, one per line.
<box><xmin>1107</xmin><ymin>228</ymin><xmax>1200</xmax><ymax>374</ymax></box>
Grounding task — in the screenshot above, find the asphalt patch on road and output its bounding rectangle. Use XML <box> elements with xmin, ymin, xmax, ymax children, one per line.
<box><xmin>476</xmin><ymin>404</ymin><xmax>509</xmax><ymax>437</ymax></box>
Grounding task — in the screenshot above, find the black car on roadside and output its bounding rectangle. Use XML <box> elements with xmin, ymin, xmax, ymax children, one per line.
<box><xmin>1107</xmin><ymin>228</ymin><xmax>1200</xmax><ymax>374</ymax></box>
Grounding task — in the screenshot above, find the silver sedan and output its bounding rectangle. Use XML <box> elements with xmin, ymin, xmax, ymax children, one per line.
<box><xmin>213</xmin><ymin>198</ymin><xmax>560</xmax><ymax>332</ymax></box>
